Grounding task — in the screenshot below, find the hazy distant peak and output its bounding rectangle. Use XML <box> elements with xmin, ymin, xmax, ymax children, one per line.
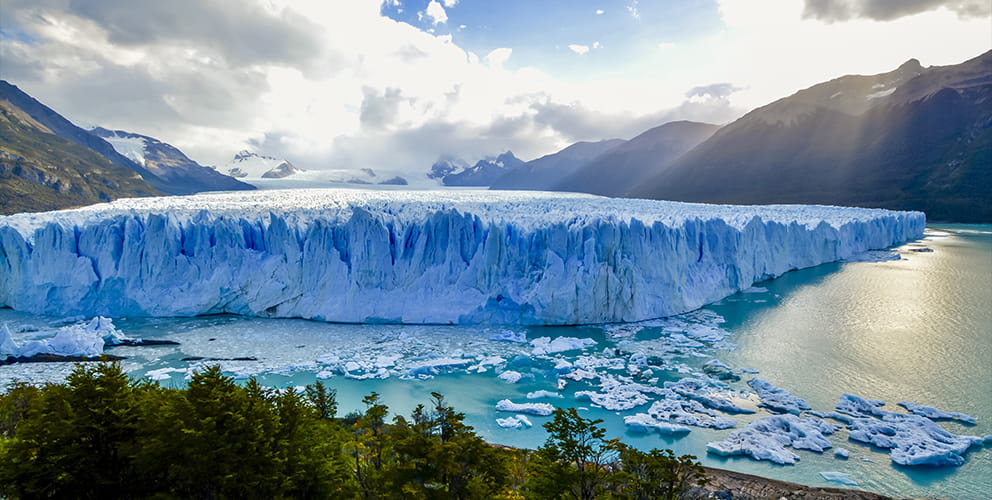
<box><xmin>233</xmin><ymin>149</ymin><xmax>280</xmax><ymax>162</ymax></box>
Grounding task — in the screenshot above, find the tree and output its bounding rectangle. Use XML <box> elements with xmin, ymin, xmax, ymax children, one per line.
<box><xmin>611</xmin><ymin>447</ymin><xmax>708</xmax><ymax>500</ymax></box>
<box><xmin>523</xmin><ymin>407</ymin><xmax>619</xmax><ymax>500</ymax></box>
<box><xmin>305</xmin><ymin>380</ymin><xmax>338</xmax><ymax>420</ymax></box>
<box><xmin>0</xmin><ymin>363</ymin><xmax>144</xmax><ymax>499</ymax></box>
<box><xmin>350</xmin><ymin>392</ymin><xmax>392</xmax><ymax>499</ymax></box>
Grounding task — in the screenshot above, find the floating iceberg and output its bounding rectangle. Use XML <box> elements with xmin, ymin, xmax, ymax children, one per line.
<box><xmin>498</xmin><ymin>370</ymin><xmax>523</xmax><ymax>384</ymax></box>
<box><xmin>747</xmin><ymin>378</ymin><xmax>811</xmax><ymax>414</ymax></box>
<box><xmin>496</xmin><ymin>414</ymin><xmax>534</xmax><ymax>429</ymax></box>
<box><xmin>626</xmin><ymin>398</ymin><xmax>736</xmax><ymax>432</ymax></box>
<box><xmin>495</xmin><ymin>399</ymin><xmax>555</xmax><ymax>416</ymax></box>
<box><xmin>1</xmin><ymin>317</ymin><xmax>123</xmax><ymax>359</ymax></box>
<box><xmin>834</xmin><ymin>393</ymin><xmax>984</xmax><ymax>466</ymax></box>
<box><xmin>846</xmin><ymin>412</ymin><xmax>983</xmax><ymax>466</ymax></box>
<box><xmin>897</xmin><ymin>401</ymin><xmax>977</xmax><ymax>424</ymax></box>
<box><xmin>531</xmin><ymin>336</ymin><xmax>597</xmax><ymax>355</ymax></box>
<box><xmin>624</xmin><ymin>413</ymin><xmax>692</xmax><ymax>435</ymax></box>
<box><xmin>706</xmin><ymin>414</ymin><xmax>840</xmax><ymax>465</ymax></box>
<box><xmin>0</xmin><ymin>189</ymin><xmax>924</xmax><ymax>325</ymax></box>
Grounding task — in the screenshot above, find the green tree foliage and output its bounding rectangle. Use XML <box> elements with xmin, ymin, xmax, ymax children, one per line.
<box><xmin>521</xmin><ymin>408</ymin><xmax>708</xmax><ymax>500</ymax></box>
<box><xmin>0</xmin><ymin>363</ymin><xmax>706</xmax><ymax>499</ymax></box>
<box><xmin>524</xmin><ymin>407</ymin><xmax>619</xmax><ymax>500</ymax></box>
<box><xmin>610</xmin><ymin>446</ymin><xmax>709</xmax><ymax>500</ymax></box>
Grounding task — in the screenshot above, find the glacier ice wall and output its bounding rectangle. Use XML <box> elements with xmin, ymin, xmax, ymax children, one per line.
<box><xmin>0</xmin><ymin>190</ymin><xmax>925</xmax><ymax>325</ymax></box>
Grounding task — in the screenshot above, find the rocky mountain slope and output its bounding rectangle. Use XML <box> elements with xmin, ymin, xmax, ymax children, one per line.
<box><xmin>554</xmin><ymin>121</ymin><xmax>720</xmax><ymax>197</ymax></box>
<box><xmin>430</xmin><ymin>151</ymin><xmax>525</xmax><ymax>186</ymax></box>
<box><xmin>0</xmin><ymin>81</ymin><xmax>252</xmax><ymax>197</ymax></box>
<box><xmin>489</xmin><ymin>139</ymin><xmax>626</xmax><ymax>191</ymax></box>
<box><xmin>0</xmin><ymin>96</ymin><xmax>159</xmax><ymax>215</ymax></box>
<box><xmin>91</xmin><ymin>128</ymin><xmax>254</xmax><ymax>194</ymax></box>
<box><xmin>631</xmin><ymin>51</ymin><xmax>992</xmax><ymax>222</ymax></box>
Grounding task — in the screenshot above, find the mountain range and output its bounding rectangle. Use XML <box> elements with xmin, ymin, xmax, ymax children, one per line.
<box><xmin>0</xmin><ymin>80</ymin><xmax>252</xmax><ymax>214</ymax></box>
<box><xmin>430</xmin><ymin>151</ymin><xmax>525</xmax><ymax>186</ymax></box>
<box><xmin>3</xmin><ymin>50</ymin><xmax>989</xmax><ymax>221</ymax></box>
<box><xmin>220</xmin><ymin>150</ymin><xmax>304</xmax><ymax>179</ymax></box>
<box><xmin>0</xmin><ymin>93</ymin><xmax>158</xmax><ymax>215</ymax></box>
<box><xmin>89</xmin><ymin>127</ymin><xmax>253</xmax><ymax>195</ymax></box>
<box><xmin>628</xmin><ymin>51</ymin><xmax>991</xmax><ymax>222</ymax></box>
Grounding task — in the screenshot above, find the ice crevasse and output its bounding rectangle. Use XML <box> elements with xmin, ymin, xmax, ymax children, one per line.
<box><xmin>0</xmin><ymin>189</ymin><xmax>925</xmax><ymax>325</ymax></box>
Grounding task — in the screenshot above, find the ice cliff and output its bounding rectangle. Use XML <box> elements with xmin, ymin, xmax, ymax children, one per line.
<box><xmin>0</xmin><ymin>189</ymin><xmax>924</xmax><ymax>324</ymax></box>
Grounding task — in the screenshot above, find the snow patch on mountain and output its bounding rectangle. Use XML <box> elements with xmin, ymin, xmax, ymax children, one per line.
<box><xmin>99</xmin><ymin>131</ymin><xmax>148</xmax><ymax>166</ymax></box>
<box><xmin>222</xmin><ymin>150</ymin><xmax>302</xmax><ymax>179</ymax></box>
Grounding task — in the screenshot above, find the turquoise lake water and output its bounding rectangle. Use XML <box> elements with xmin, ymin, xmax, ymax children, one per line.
<box><xmin>1</xmin><ymin>224</ymin><xmax>989</xmax><ymax>499</ymax></box>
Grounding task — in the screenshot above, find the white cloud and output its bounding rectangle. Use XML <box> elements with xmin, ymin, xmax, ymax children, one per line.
<box><xmin>423</xmin><ymin>0</ymin><xmax>448</xmax><ymax>24</ymax></box>
<box><xmin>568</xmin><ymin>44</ymin><xmax>590</xmax><ymax>55</ymax></box>
<box><xmin>443</xmin><ymin>0</ymin><xmax>458</xmax><ymax>7</ymax></box>
<box><xmin>596</xmin><ymin>9</ymin><xmax>605</xmax><ymax>15</ymax></box>
<box><xmin>485</xmin><ymin>47</ymin><xmax>513</xmax><ymax>69</ymax></box>
<box><xmin>2</xmin><ymin>0</ymin><xmax>987</xmax><ymax>178</ymax></box>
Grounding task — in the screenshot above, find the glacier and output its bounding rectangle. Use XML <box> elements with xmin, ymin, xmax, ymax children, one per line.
<box><xmin>0</xmin><ymin>189</ymin><xmax>924</xmax><ymax>325</ymax></box>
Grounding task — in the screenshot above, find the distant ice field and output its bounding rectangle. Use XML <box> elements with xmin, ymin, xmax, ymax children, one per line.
<box><xmin>0</xmin><ymin>189</ymin><xmax>924</xmax><ymax>324</ymax></box>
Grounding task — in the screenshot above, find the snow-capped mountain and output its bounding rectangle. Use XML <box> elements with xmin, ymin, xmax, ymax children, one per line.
<box><xmin>221</xmin><ymin>150</ymin><xmax>303</xmax><ymax>179</ymax></box>
<box><xmin>89</xmin><ymin>127</ymin><xmax>253</xmax><ymax>195</ymax></box>
<box><xmin>430</xmin><ymin>151</ymin><xmax>525</xmax><ymax>186</ymax></box>
<box><xmin>0</xmin><ymin>81</ymin><xmax>158</xmax><ymax>214</ymax></box>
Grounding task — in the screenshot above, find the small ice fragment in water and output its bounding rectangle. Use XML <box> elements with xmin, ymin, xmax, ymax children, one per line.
<box><xmin>834</xmin><ymin>448</ymin><xmax>850</xmax><ymax>459</ymax></box>
<box><xmin>819</xmin><ymin>471</ymin><xmax>858</xmax><ymax>486</ymax></box>
<box><xmin>496</xmin><ymin>415</ymin><xmax>533</xmax><ymax>428</ymax></box>
<box><xmin>897</xmin><ymin>401</ymin><xmax>976</xmax><ymax>424</ymax></box>
<box><xmin>495</xmin><ymin>399</ymin><xmax>554</xmax><ymax>416</ymax></box>
<box><xmin>530</xmin><ymin>336</ymin><xmax>597</xmax><ymax>355</ymax></box>
<box><xmin>490</xmin><ymin>330</ymin><xmax>527</xmax><ymax>343</ymax></box>
<box><xmin>498</xmin><ymin>370</ymin><xmax>523</xmax><ymax>384</ymax></box>
<box><xmin>747</xmin><ymin>378</ymin><xmax>811</xmax><ymax>415</ymax></box>
<box><xmin>526</xmin><ymin>390</ymin><xmax>562</xmax><ymax>399</ymax></box>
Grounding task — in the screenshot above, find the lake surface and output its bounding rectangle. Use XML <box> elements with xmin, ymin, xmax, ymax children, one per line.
<box><xmin>1</xmin><ymin>224</ymin><xmax>989</xmax><ymax>499</ymax></box>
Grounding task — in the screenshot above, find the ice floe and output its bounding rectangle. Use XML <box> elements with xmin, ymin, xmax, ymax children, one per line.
<box><xmin>495</xmin><ymin>399</ymin><xmax>555</xmax><ymax>416</ymax></box>
<box><xmin>834</xmin><ymin>393</ymin><xmax>984</xmax><ymax>466</ymax></box>
<box><xmin>819</xmin><ymin>471</ymin><xmax>858</xmax><ymax>486</ymax></box>
<box><xmin>706</xmin><ymin>415</ymin><xmax>840</xmax><ymax>465</ymax></box>
<box><xmin>898</xmin><ymin>401</ymin><xmax>977</xmax><ymax>424</ymax></box>
<box><xmin>747</xmin><ymin>378</ymin><xmax>811</xmax><ymax>414</ymax></box>
<box><xmin>496</xmin><ymin>415</ymin><xmax>534</xmax><ymax>429</ymax></box>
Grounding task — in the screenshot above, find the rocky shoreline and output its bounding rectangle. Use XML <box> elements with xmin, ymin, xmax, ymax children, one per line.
<box><xmin>686</xmin><ymin>466</ymin><xmax>935</xmax><ymax>500</ymax></box>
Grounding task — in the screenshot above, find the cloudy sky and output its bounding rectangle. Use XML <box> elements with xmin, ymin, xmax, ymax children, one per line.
<box><xmin>0</xmin><ymin>0</ymin><xmax>988</xmax><ymax>176</ymax></box>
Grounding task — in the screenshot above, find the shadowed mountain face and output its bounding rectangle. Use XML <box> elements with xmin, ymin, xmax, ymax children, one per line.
<box><xmin>0</xmin><ymin>95</ymin><xmax>159</xmax><ymax>215</ymax></box>
<box><xmin>0</xmin><ymin>81</ymin><xmax>252</xmax><ymax>197</ymax></box>
<box><xmin>631</xmin><ymin>51</ymin><xmax>992</xmax><ymax>222</ymax></box>
<box><xmin>489</xmin><ymin>139</ymin><xmax>626</xmax><ymax>191</ymax></box>
<box><xmin>553</xmin><ymin>121</ymin><xmax>721</xmax><ymax>197</ymax></box>
<box><xmin>90</xmin><ymin>128</ymin><xmax>255</xmax><ymax>194</ymax></box>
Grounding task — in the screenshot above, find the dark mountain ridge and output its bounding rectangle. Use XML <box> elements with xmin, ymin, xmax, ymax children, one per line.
<box><xmin>90</xmin><ymin>127</ymin><xmax>254</xmax><ymax>193</ymax></box>
<box><xmin>631</xmin><ymin>51</ymin><xmax>992</xmax><ymax>222</ymax></box>
<box><xmin>0</xmin><ymin>93</ymin><xmax>159</xmax><ymax>214</ymax></box>
<box><xmin>489</xmin><ymin>139</ymin><xmax>626</xmax><ymax>191</ymax></box>
<box><xmin>554</xmin><ymin>121</ymin><xmax>721</xmax><ymax>197</ymax></box>
<box><xmin>0</xmin><ymin>81</ymin><xmax>252</xmax><ymax>196</ymax></box>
